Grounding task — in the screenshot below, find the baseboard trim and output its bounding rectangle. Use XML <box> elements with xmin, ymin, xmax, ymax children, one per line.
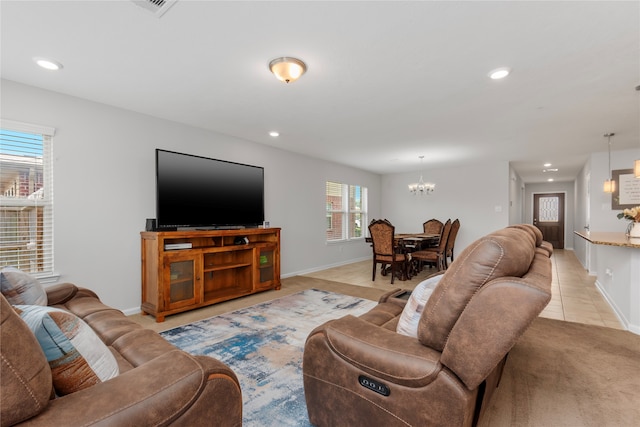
<box><xmin>594</xmin><ymin>279</ymin><xmax>638</xmax><ymax>335</ymax></box>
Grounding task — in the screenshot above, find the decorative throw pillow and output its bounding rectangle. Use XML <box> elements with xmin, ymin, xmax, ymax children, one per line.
<box><xmin>16</xmin><ymin>305</ymin><xmax>119</xmax><ymax>396</ymax></box>
<box><xmin>0</xmin><ymin>266</ymin><xmax>47</xmax><ymax>306</ymax></box>
<box><xmin>396</xmin><ymin>274</ymin><xmax>443</xmax><ymax>337</ymax></box>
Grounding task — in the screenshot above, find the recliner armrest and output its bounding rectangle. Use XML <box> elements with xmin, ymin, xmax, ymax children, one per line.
<box><xmin>315</xmin><ymin>315</ymin><xmax>442</xmax><ymax>388</ymax></box>
<box><xmin>20</xmin><ymin>350</ymin><xmax>242</xmax><ymax>427</ymax></box>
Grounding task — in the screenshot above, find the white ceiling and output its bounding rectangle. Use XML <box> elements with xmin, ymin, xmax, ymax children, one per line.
<box><xmin>1</xmin><ymin>0</ymin><xmax>639</xmax><ymax>182</ymax></box>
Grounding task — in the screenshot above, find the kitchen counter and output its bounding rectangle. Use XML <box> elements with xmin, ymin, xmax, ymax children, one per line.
<box><xmin>574</xmin><ymin>231</ymin><xmax>640</xmax><ymax>248</ymax></box>
<box><xmin>575</xmin><ymin>230</ymin><xmax>640</xmax><ymax>335</ymax></box>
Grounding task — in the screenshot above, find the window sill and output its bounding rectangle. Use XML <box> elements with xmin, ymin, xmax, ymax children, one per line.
<box><xmin>326</xmin><ymin>238</ymin><xmax>366</xmax><ymax>245</ymax></box>
<box><xmin>34</xmin><ymin>272</ymin><xmax>61</xmax><ymax>285</ymax></box>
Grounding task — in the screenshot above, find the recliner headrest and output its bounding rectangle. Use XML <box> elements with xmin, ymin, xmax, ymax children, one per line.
<box><xmin>417</xmin><ymin>226</ymin><xmax>537</xmax><ymax>351</ymax></box>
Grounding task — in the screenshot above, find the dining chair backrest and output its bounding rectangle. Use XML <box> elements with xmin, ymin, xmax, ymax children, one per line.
<box><xmin>446</xmin><ymin>219</ymin><xmax>460</xmax><ymax>255</ymax></box>
<box><xmin>423</xmin><ymin>219</ymin><xmax>443</xmax><ymax>235</ymax></box>
<box><xmin>369</xmin><ymin>219</ymin><xmax>395</xmax><ymax>257</ymax></box>
<box><xmin>437</xmin><ymin>219</ymin><xmax>452</xmax><ymax>252</ymax></box>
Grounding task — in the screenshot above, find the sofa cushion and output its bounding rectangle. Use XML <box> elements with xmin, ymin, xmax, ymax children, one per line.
<box><xmin>396</xmin><ymin>274</ymin><xmax>442</xmax><ymax>337</ymax></box>
<box><xmin>0</xmin><ymin>295</ymin><xmax>52</xmax><ymax>426</ymax></box>
<box><xmin>16</xmin><ymin>304</ymin><xmax>119</xmax><ymax>396</ymax></box>
<box><xmin>1</xmin><ymin>266</ymin><xmax>47</xmax><ymax>306</ymax></box>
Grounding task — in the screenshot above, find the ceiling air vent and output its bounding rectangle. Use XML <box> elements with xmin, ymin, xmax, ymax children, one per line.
<box><xmin>131</xmin><ymin>0</ymin><xmax>178</xmax><ymax>18</ymax></box>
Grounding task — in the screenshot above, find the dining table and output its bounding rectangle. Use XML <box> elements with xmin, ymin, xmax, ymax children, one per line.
<box><xmin>365</xmin><ymin>232</ymin><xmax>440</xmax><ymax>280</ymax></box>
<box><xmin>365</xmin><ymin>233</ymin><xmax>440</xmax><ymax>247</ymax></box>
<box><xmin>394</xmin><ymin>233</ymin><xmax>440</xmax><ymax>250</ymax></box>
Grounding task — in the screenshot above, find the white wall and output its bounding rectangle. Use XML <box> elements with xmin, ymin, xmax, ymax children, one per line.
<box><xmin>380</xmin><ymin>161</ymin><xmax>511</xmax><ymax>254</ymax></box>
<box><xmin>509</xmin><ymin>166</ymin><xmax>526</xmax><ymax>225</ymax></box>
<box><xmin>1</xmin><ymin>79</ymin><xmax>381</xmax><ymax>313</ymax></box>
<box><xmin>574</xmin><ymin>162</ymin><xmax>590</xmax><ymax>267</ymax></box>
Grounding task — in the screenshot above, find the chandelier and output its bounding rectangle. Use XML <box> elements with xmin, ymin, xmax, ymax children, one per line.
<box><xmin>408</xmin><ymin>156</ymin><xmax>435</xmax><ymax>195</ymax></box>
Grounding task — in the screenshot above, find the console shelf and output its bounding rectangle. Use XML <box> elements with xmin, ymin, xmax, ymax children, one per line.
<box><xmin>141</xmin><ymin>228</ymin><xmax>281</xmax><ymax>322</ymax></box>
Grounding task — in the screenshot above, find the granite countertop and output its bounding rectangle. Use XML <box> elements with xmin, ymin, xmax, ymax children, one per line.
<box><xmin>574</xmin><ymin>231</ymin><xmax>640</xmax><ymax>248</ymax></box>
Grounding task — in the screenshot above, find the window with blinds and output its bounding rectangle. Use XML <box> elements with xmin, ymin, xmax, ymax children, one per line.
<box><xmin>0</xmin><ymin>121</ymin><xmax>54</xmax><ymax>278</ymax></box>
<box><xmin>326</xmin><ymin>181</ymin><xmax>367</xmax><ymax>242</ymax></box>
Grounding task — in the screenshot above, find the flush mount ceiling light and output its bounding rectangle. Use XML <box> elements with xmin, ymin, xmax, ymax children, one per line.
<box><xmin>488</xmin><ymin>67</ymin><xmax>511</xmax><ymax>80</ymax></box>
<box><xmin>603</xmin><ymin>132</ymin><xmax>616</xmax><ymax>193</ymax></box>
<box><xmin>33</xmin><ymin>57</ymin><xmax>63</xmax><ymax>71</ymax></box>
<box><xmin>269</xmin><ymin>57</ymin><xmax>307</xmax><ymax>83</ymax></box>
<box><xmin>269</xmin><ymin>131</ymin><xmax>280</xmax><ymax>137</ymax></box>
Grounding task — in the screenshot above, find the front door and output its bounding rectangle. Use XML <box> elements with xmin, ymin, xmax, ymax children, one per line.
<box><xmin>533</xmin><ymin>193</ymin><xmax>565</xmax><ymax>249</ymax></box>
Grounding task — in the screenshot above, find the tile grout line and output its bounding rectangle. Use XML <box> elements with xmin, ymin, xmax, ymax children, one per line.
<box><xmin>553</xmin><ymin>253</ymin><xmax>567</xmax><ymax>321</ymax></box>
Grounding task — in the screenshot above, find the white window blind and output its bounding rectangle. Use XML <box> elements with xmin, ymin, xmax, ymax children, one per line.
<box><xmin>326</xmin><ymin>181</ymin><xmax>367</xmax><ymax>242</ymax></box>
<box><xmin>0</xmin><ymin>120</ymin><xmax>55</xmax><ymax>278</ymax></box>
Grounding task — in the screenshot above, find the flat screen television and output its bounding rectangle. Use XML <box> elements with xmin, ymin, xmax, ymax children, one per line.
<box><xmin>155</xmin><ymin>149</ymin><xmax>264</xmax><ymax>230</ymax></box>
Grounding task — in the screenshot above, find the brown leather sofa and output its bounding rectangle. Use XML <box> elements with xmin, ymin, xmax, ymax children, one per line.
<box><xmin>1</xmin><ymin>283</ymin><xmax>242</xmax><ymax>426</ymax></box>
<box><xmin>303</xmin><ymin>224</ymin><xmax>553</xmax><ymax>426</ymax></box>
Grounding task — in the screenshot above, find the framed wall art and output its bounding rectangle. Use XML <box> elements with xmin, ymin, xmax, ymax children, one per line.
<box><xmin>612</xmin><ymin>168</ymin><xmax>640</xmax><ymax>209</ymax></box>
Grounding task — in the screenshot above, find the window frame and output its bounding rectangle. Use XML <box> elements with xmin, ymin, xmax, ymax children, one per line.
<box><xmin>326</xmin><ymin>181</ymin><xmax>368</xmax><ymax>243</ymax></box>
<box><xmin>1</xmin><ymin>119</ymin><xmax>57</xmax><ymax>282</ymax></box>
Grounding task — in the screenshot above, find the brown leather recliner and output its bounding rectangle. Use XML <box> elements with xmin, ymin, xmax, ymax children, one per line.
<box><xmin>1</xmin><ymin>284</ymin><xmax>242</xmax><ymax>426</ymax></box>
<box><xmin>303</xmin><ymin>224</ymin><xmax>553</xmax><ymax>427</ymax></box>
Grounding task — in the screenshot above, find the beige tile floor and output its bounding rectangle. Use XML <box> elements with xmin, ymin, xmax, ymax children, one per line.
<box><xmin>304</xmin><ymin>249</ymin><xmax>624</xmax><ymax>330</ymax></box>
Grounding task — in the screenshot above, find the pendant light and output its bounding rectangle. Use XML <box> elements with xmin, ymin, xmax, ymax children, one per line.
<box><xmin>633</xmin><ymin>85</ymin><xmax>640</xmax><ymax>178</ymax></box>
<box><xmin>603</xmin><ymin>133</ymin><xmax>615</xmax><ymax>193</ymax></box>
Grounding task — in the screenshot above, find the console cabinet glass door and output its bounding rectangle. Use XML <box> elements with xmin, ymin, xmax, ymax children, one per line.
<box><xmin>163</xmin><ymin>253</ymin><xmax>201</xmax><ymax>310</ymax></box>
<box><xmin>257</xmin><ymin>246</ymin><xmax>276</xmax><ymax>289</ymax></box>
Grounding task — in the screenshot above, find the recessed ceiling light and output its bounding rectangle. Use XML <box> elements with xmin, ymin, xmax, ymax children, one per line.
<box><xmin>543</xmin><ymin>163</ymin><xmax>552</xmax><ymax>167</ymax></box>
<box><xmin>548</xmin><ymin>178</ymin><xmax>554</xmax><ymax>182</ymax></box>
<box><xmin>269</xmin><ymin>131</ymin><xmax>279</xmax><ymax>137</ymax></box>
<box><xmin>33</xmin><ymin>57</ymin><xmax>63</xmax><ymax>71</ymax></box>
<box><xmin>488</xmin><ymin>67</ymin><xmax>511</xmax><ymax>80</ymax></box>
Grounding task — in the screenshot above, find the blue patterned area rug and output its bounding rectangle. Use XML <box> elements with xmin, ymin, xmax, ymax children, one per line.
<box><xmin>160</xmin><ymin>288</ymin><xmax>377</xmax><ymax>426</ymax></box>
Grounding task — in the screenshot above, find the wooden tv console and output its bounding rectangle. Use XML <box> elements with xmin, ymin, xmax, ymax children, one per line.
<box><xmin>140</xmin><ymin>228</ymin><xmax>281</xmax><ymax>322</ymax></box>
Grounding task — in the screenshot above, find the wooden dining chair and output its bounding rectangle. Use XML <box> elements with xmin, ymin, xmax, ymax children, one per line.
<box><xmin>412</xmin><ymin>219</ymin><xmax>451</xmax><ymax>272</ymax></box>
<box><xmin>445</xmin><ymin>218</ymin><xmax>460</xmax><ymax>268</ymax></box>
<box><xmin>368</xmin><ymin>219</ymin><xmax>410</xmax><ymax>284</ymax></box>
<box><xmin>421</xmin><ymin>218</ymin><xmax>443</xmax><ymax>249</ymax></box>
<box><xmin>422</xmin><ymin>218</ymin><xmax>443</xmax><ymax>235</ymax></box>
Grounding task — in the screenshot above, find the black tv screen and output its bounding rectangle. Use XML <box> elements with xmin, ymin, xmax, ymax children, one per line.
<box><xmin>155</xmin><ymin>149</ymin><xmax>264</xmax><ymax>229</ymax></box>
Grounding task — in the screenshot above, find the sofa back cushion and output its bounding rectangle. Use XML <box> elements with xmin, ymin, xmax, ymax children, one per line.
<box><xmin>1</xmin><ymin>267</ymin><xmax>47</xmax><ymax>306</ymax></box>
<box><xmin>0</xmin><ymin>294</ymin><xmax>52</xmax><ymax>426</ymax></box>
<box><xmin>441</xmin><ymin>248</ymin><xmax>552</xmax><ymax>389</ymax></box>
<box><xmin>16</xmin><ymin>304</ymin><xmax>119</xmax><ymax>396</ymax></box>
<box><xmin>417</xmin><ymin>226</ymin><xmax>538</xmax><ymax>351</ymax></box>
